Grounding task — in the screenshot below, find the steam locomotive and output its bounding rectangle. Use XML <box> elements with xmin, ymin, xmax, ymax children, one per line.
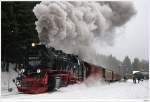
<box><xmin>14</xmin><ymin>43</ymin><xmax>121</xmax><ymax>94</ymax></box>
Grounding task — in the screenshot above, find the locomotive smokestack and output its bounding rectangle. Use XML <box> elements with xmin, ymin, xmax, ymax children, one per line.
<box><xmin>33</xmin><ymin>1</ymin><xmax>136</xmax><ymax>66</ymax></box>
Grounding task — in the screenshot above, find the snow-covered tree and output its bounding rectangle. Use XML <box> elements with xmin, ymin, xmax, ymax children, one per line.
<box><xmin>122</xmin><ymin>56</ymin><xmax>132</xmax><ymax>75</ymax></box>
<box><xmin>1</xmin><ymin>1</ymin><xmax>39</xmax><ymax>71</ymax></box>
<box><xmin>132</xmin><ymin>58</ymin><xmax>140</xmax><ymax>71</ymax></box>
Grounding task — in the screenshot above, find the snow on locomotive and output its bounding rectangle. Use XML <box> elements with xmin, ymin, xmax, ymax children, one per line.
<box><xmin>14</xmin><ymin>44</ymin><xmax>121</xmax><ymax>94</ymax></box>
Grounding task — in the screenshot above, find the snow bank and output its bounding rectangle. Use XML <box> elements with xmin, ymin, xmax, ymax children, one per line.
<box><xmin>1</xmin><ymin>63</ymin><xmax>18</xmax><ymax>96</ymax></box>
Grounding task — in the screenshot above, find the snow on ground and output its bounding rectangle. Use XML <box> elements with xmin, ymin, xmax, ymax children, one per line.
<box><xmin>1</xmin><ymin>69</ymin><xmax>149</xmax><ymax>100</ymax></box>
<box><xmin>13</xmin><ymin>80</ymin><xmax>149</xmax><ymax>100</ymax></box>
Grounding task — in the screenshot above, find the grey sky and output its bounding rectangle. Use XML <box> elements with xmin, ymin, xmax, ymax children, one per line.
<box><xmin>97</xmin><ymin>0</ymin><xmax>149</xmax><ymax>61</ymax></box>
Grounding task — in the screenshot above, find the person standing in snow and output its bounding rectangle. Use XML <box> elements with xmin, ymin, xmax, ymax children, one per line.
<box><xmin>137</xmin><ymin>77</ymin><xmax>141</xmax><ymax>83</ymax></box>
<box><xmin>133</xmin><ymin>76</ymin><xmax>136</xmax><ymax>84</ymax></box>
<box><xmin>123</xmin><ymin>76</ymin><xmax>127</xmax><ymax>82</ymax></box>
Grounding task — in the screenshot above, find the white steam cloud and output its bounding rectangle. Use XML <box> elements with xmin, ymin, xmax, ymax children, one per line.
<box><xmin>33</xmin><ymin>1</ymin><xmax>136</xmax><ymax>65</ymax></box>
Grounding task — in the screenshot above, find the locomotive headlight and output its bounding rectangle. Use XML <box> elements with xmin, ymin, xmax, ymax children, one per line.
<box><xmin>16</xmin><ymin>81</ymin><xmax>20</xmax><ymax>85</ymax></box>
<box><xmin>37</xmin><ymin>69</ymin><xmax>41</xmax><ymax>73</ymax></box>
<box><xmin>32</xmin><ymin>42</ymin><xmax>35</xmax><ymax>47</ymax></box>
<box><xmin>16</xmin><ymin>81</ymin><xmax>21</xmax><ymax>87</ymax></box>
<box><xmin>21</xmin><ymin>68</ymin><xmax>25</xmax><ymax>73</ymax></box>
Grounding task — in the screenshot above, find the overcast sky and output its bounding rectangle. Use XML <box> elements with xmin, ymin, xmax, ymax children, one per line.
<box><xmin>97</xmin><ymin>0</ymin><xmax>149</xmax><ymax>61</ymax></box>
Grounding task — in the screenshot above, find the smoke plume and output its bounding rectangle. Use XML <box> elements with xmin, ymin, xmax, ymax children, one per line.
<box><xmin>33</xmin><ymin>1</ymin><xmax>136</xmax><ymax>65</ymax></box>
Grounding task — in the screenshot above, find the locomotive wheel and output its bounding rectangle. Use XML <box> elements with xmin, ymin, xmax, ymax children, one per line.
<box><xmin>47</xmin><ymin>75</ymin><xmax>56</xmax><ymax>92</ymax></box>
